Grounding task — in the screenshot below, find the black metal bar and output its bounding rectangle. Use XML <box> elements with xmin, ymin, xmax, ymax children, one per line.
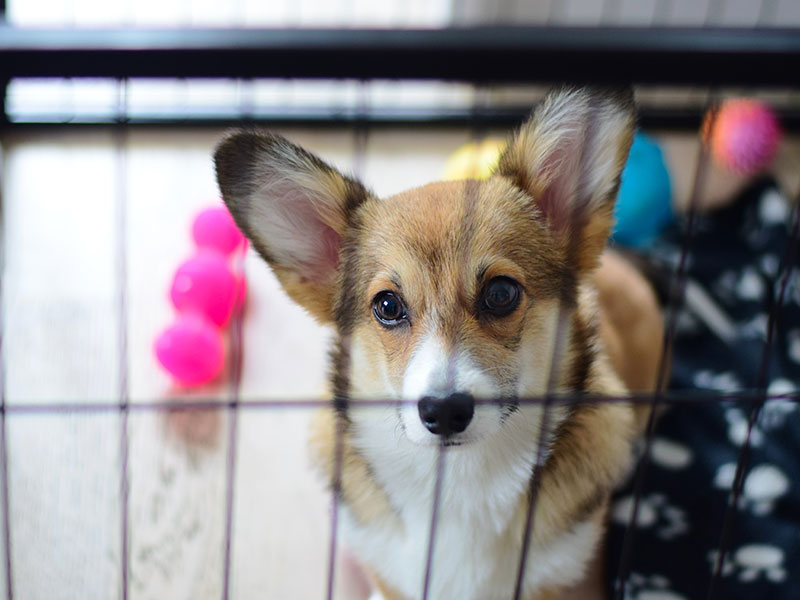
<box><xmin>512</xmin><ymin>397</ymin><xmax>552</xmax><ymax>600</ymax></box>
<box><xmin>4</xmin><ymin>106</ymin><xmax>800</xmax><ymax>132</ymax></box>
<box><xmin>1</xmin><ymin>26</ymin><xmax>799</xmax><ymax>85</ymax></box>
<box><xmin>324</xmin><ymin>100</ymin><xmax>370</xmax><ymax>600</ymax></box>
<box><xmin>324</xmin><ymin>415</ymin><xmax>345</xmax><ymax>600</ymax></box>
<box><xmin>0</xmin><ymin>407</ymin><xmax>11</xmax><ymax>600</ymax></box>
<box><xmin>0</xmin><ymin>137</ymin><xmax>14</xmax><ymax>600</ymax></box>
<box><xmin>0</xmin><ymin>78</ymin><xmax>8</xmax><ymax>127</ymax></box>
<box><xmin>421</xmin><ymin>444</ymin><xmax>446</xmax><ymax>600</ymax></box>
<box><xmin>0</xmin><ymin>391</ymin><xmax>796</xmax><ymax>415</ymax></box>
<box><xmin>112</xmin><ymin>80</ymin><xmax>130</xmax><ymax>600</ymax></box>
<box><xmin>221</xmin><ymin>285</ymin><xmax>244</xmax><ymax>600</ymax></box>
<box><xmin>513</xmin><ymin>310</ymin><xmax>573</xmax><ymax>600</ymax></box>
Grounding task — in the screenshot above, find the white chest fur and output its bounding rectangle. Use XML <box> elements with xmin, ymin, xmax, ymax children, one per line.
<box><xmin>344</xmin><ymin>407</ymin><xmax>601</xmax><ymax>600</ymax></box>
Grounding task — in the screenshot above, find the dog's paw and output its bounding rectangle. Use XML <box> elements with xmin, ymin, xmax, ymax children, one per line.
<box><xmin>367</xmin><ymin>592</ymin><xmax>387</xmax><ymax>600</ymax></box>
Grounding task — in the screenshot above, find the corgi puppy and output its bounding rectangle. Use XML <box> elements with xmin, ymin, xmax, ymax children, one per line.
<box><xmin>215</xmin><ymin>87</ymin><xmax>663</xmax><ymax>600</ymax></box>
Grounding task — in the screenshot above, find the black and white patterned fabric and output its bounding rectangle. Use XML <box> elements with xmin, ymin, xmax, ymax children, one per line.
<box><xmin>606</xmin><ymin>177</ymin><xmax>800</xmax><ymax>600</ymax></box>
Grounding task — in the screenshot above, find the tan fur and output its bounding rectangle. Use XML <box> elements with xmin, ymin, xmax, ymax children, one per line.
<box><xmin>594</xmin><ymin>251</ymin><xmax>665</xmax><ymax>432</ymax></box>
<box><xmin>342</xmin><ymin>178</ymin><xmax>569</xmax><ymax>400</ymax></box>
<box><xmin>595</xmin><ymin>252</ymin><xmax>664</xmax><ymax>394</ymax></box>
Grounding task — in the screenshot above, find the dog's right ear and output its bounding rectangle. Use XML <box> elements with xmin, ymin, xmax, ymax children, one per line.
<box><xmin>496</xmin><ymin>87</ymin><xmax>635</xmax><ymax>274</ymax></box>
<box><xmin>215</xmin><ymin>131</ymin><xmax>370</xmax><ymax>324</ymax></box>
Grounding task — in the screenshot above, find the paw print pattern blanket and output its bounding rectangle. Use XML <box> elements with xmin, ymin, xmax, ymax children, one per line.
<box><xmin>606</xmin><ymin>177</ymin><xmax>800</xmax><ymax>600</ymax></box>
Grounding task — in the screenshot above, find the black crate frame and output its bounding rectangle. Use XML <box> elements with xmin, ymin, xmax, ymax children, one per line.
<box><xmin>0</xmin><ymin>22</ymin><xmax>799</xmax><ymax>600</ymax></box>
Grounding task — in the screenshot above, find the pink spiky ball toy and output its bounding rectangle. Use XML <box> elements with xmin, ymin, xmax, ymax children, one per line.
<box><xmin>702</xmin><ymin>99</ymin><xmax>781</xmax><ymax>176</ymax></box>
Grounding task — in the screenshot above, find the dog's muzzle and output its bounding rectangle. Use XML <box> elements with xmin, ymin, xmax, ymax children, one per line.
<box><xmin>417</xmin><ymin>392</ymin><xmax>475</xmax><ymax>436</ymax></box>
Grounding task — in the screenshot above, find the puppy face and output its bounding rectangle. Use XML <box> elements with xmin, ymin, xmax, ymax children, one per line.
<box><xmin>341</xmin><ymin>178</ymin><xmax>568</xmax><ymax>445</ymax></box>
<box><xmin>215</xmin><ymin>87</ymin><xmax>635</xmax><ymax>447</ymax></box>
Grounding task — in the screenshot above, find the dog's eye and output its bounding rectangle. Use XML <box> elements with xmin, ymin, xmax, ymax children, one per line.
<box><xmin>481</xmin><ymin>277</ymin><xmax>521</xmax><ymax>316</ymax></box>
<box><xmin>372</xmin><ymin>291</ymin><xmax>408</xmax><ymax>327</ymax></box>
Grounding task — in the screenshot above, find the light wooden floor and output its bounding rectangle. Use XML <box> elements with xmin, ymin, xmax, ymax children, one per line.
<box><xmin>0</xmin><ymin>127</ymin><xmax>469</xmax><ymax>600</ymax></box>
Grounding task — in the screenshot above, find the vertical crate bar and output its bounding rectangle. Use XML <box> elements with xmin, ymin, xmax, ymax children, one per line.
<box><xmin>0</xmin><ymin>135</ymin><xmax>13</xmax><ymax>600</ymax></box>
<box><xmin>114</xmin><ymin>78</ymin><xmax>131</xmax><ymax>600</ymax></box>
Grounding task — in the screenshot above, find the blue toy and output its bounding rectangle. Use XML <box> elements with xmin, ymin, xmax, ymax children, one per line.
<box><xmin>613</xmin><ymin>132</ymin><xmax>673</xmax><ymax>248</ymax></box>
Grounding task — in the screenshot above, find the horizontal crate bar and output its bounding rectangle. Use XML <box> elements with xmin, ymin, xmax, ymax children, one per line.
<box><xmin>0</xmin><ymin>391</ymin><xmax>797</xmax><ymax>415</ymax></box>
<box><xmin>4</xmin><ymin>106</ymin><xmax>800</xmax><ymax>132</ymax></box>
<box><xmin>1</xmin><ymin>26</ymin><xmax>799</xmax><ymax>85</ymax></box>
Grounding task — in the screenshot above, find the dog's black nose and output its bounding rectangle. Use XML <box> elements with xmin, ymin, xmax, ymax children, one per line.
<box><xmin>418</xmin><ymin>393</ymin><xmax>475</xmax><ymax>436</ymax></box>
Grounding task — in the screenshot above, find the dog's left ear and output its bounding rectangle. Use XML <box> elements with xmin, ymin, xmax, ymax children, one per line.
<box><xmin>496</xmin><ymin>87</ymin><xmax>635</xmax><ymax>273</ymax></box>
<box><xmin>214</xmin><ymin>131</ymin><xmax>370</xmax><ymax>323</ymax></box>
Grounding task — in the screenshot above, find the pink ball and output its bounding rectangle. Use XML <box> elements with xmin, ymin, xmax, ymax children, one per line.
<box><xmin>192</xmin><ymin>205</ymin><xmax>245</xmax><ymax>256</ymax></box>
<box><xmin>704</xmin><ymin>99</ymin><xmax>781</xmax><ymax>175</ymax></box>
<box><xmin>155</xmin><ymin>315</ymin><xmax>225</xmax><ymax>386</ymax></box>
<box><xmin>171</xmin><ymin>251</ymin><xmax>237</xmax><ymax>327</ymax></box>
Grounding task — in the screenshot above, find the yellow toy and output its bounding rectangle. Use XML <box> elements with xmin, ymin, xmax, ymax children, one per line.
<box><xmin>442</xmin><ymin>138</ymin><xmax>507</xmax><ymax>181</ymax></box>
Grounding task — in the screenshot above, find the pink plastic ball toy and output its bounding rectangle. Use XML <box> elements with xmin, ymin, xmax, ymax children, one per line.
<box><xmin>156</xmin><ymin>204</ymin><xmax>247</xmax><ymax>387</ymax></box>
<box><xmin>154</xmin><ymin>315</ymin><xmax>225</xmax><ymax>386</ymax></box>
<box><xmin>703</xmin><ymin>99</ymin><xmax>781</xmax><ymax>175</ymax></box>
<box><xmin>192</xmin><ymin>206</ymin><xmax>246</xmax><ymax>255</ymax></box>
<box><xmin>170</xmin><ymin>250</ymin><xmax>238</xmax><ymax>327</ymax></box>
